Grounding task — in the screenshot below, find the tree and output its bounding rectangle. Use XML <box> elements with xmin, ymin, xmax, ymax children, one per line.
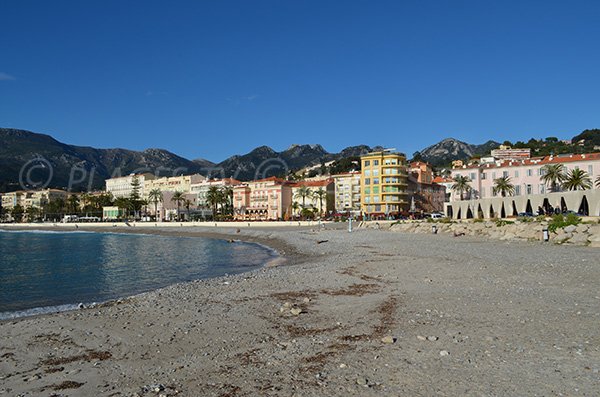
<box><xmin>540</xmin><ymin>164</ymin><xmax>567</xmax><ymax>192</ymax></box>
<box><xmin>313</xmin><ymin>187</ymin><xmax>327</xmax><ymax>216</ymax></box>
<box><xmin>171</xmin><ymin>191</ymin><xmax>185</xmax><ymax>221</ymax></box>
<box><xmin>596</xmin><ymin>175</ymin><xmax>600</xmax><ymax>188</ymax></box>
<box><xmin>492</xmin><ymin>176</ymin><xmax>515</xmax><ymax>197</ymax></box>
<box><xmin>451</xmin><ymin>175</ymin><xmax>471</xmax><ymax>200</ymax></box>
<box><xmin>294</xmin><ymin>186</ymin><xmax>312</xmax><ymax>208</ymax></box>
<box><xmin>129</xmin><ymin>176</ymin><xmax>143</xmax><ymax>218</ymax></box>
<box><xmin>221</xmin><ymin>186</ymin><xmax>233</xmax><ymax>216</ymax></box>
<box><xmin>562</xmin><ymin>168</ymin><xmax>592</xmax><ymax>191</ymax></box>
<box><xmin>26</xmin><ymin>206</ymin><xmax>40</xmax><ymax>222</ymax></box>
<box><xmin>291</xmin><ymin>201</ymin><xmax>300</xmax><ymax>219</ymax></box>
<box><xmin>148</xmin><ymin>188</ymin><xmax>163</xmax><ymax>220</ymax></box>
<box><xmin>184</xmin><ymin>199</ymin><xmax>192</xmax><ymax>220</ymax></box>
<box><xmin>11</xmin><ymin>205</ymin><xmax>24</xmax><ymax>222</ymax></box>
<box><xmin>67</xmin><ymin>194</ymin><xmax>80</xmax><ymax>214</ymax></box>
<box><xmin>114</xmin><ymin>197</ymin><xmax>131</xmax><ymax>219</ymax></box>
<box><xmin>206</xmin><ymin>186</ymin><xmax>223</xmax><ymax>219</ymax></box>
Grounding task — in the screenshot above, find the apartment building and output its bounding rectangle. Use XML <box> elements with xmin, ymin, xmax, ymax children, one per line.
<box><xmin>105</xmin><ymin>173</ymin><xmax>155</xmax><ymax>198</ymax></box>
<box><xmin>0</xmin><ymin>189</ymin><xmax>68</xmax><ymax>210</ymax></box>
<box><xmin>360</xmin><ymin>151</ymin><xmax>408</xmax><ymax>217</ymax></box>
<box><xmin>331</xmin><ymin>171</ymin><xmax>361</xmax><ymax>214</ymax></box>
<box><xmin>289</xmin><ymin>179</ymin><xmax>335</xmax><ymax>216</ymax></box>
<box><xmin>451</xmin><ymin>153</ymin><xmax>600</xmax><ymax>201</ymax></box>
<box><xmin>190</xmin><ymin>178</ymin><xmax>241</xmax><ymax>209</ymax></box>
<box><xmin>233</xmin><ymin>177</ymin><xmax>292</xmax><ymax>220</ymax></box>
<box><xmin>406</xmin><ymin>162</ymin><xmax>446</xmax><ymax>213</ymax></box>
<box><xmin>145</xmin><ymin>174</ymin><xmax>205</xmax><ymax>195</ymax></box>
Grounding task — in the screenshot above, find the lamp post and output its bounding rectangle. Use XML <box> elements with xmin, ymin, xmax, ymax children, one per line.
<box><xmin>542</xmin><ymin>228</ymin><xmax>549</xmax><ymax>242</ymax></box>
<box><xmin>348</xmin><ymin>217</ymin><xmax>353</xmax><ymax>233</ymax></box>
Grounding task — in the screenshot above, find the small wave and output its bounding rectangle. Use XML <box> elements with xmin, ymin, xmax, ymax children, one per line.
<box><xmin>0</xmin><ymin>303</ymin><xmax>83</xmax><ymax>321</ymax></box>
<box><xmin>0</xmin><ymin>229</ymin><xmax>95</xmax><ymax>235</ymax></box>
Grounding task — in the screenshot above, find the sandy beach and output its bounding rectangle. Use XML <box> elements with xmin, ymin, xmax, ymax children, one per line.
<box><xmin>1</xmin><ymin>224</ymin><xmax>599</xmax><ymax>396</ymax></box>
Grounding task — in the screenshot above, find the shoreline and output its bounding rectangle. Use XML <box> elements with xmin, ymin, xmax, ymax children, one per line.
<box><xmin>1</xmin><ymin>226</ymin><xmax>599</xmax><ymax>396</ymax></box>
<box><xmin>0</xmin><ymin>225</ymin><xmax>305</xmax><ymax>322</ymax></box>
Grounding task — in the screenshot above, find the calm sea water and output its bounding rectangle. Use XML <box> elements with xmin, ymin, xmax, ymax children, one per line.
<box><xmin>0</xmin><ymin>230</ymin><xmax>276</xmax><ymax>319</ymax></box>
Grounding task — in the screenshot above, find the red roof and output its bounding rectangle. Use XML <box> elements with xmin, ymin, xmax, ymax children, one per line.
<box><xmin>432</xmin><ymin>176</ymin><xmax>453</xmax><ymax>183</ymax></box>
<box><xmin>456</xmin><ymin>152</ymin><xmax>600</xmax><ymax>170</ymax></box>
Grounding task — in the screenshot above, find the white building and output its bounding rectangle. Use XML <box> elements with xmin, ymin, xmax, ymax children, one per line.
<box><xmin>331</xmin><ymin>172</ymin><xmax>361</xmax><ymax>214</ymax></box>
<box><xmin>105</xmin><ymin>173</ymin><xmax>155</xmax><ymax>198</ymax></box>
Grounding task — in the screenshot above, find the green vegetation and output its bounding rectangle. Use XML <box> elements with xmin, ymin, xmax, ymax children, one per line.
<box><xmin>451</xmin><ymin>175</ymin><xmax>472</xmax><ymax>201</ymax></box>
<box><xmin>562</xmin><ymin>168</ymin><xmax>593</xmax><ymax>191</ymax></box>
<box><xmin>495</xmin><ymin>219</ymin><xmax>514</xmax><ymax>227</ymax></box>
<box><xmin>548</xmin><ymin>213</ymin><xmax>581</xmax><ymax>233</ymax></box>
<box><xmin>492</xmin><ymin>176</ymin><xmax>515</xmax><ymax>197</ymax></box>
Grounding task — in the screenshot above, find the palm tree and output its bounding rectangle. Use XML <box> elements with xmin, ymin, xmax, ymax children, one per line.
<box><xmin>451</xmin><ymin>175</ymin><xmax>471</xmax><ymax>201</ymax></box>
<box><xmin>294</xmin><ymin>186</ymin><xmax>312</xmax><ymax>208</ymax></box>
<box><xmin>595</xmin><ymin>175</ymin><xmax>600</xmax><ymax>188</ymax></box>
<box><xmin>221</xmin><ymin>186</ymin><xmax>233</xmax><ymax>215</ymax></box>
<box><xmin>67</xmin><ymin>194</ymin><xmax>80</xmax><ymax>214</ymax></box>
<box><xmin>184</xmin><ymin>199</ymin><xmax>193</xmax><ymax>220</ymax></box>
<box><xmin>171</xmin><ymin>191</ymin><xmax>185</xmax><ymax>221</ymax></box>
<box><xmin>562</xmin><ymin>168</ymin><xmax>592</xmax><ymax>191</ymax></box>
<box><xmin>492</xmin><ymin>176</ymin><xmax>515</xmax><ymax>197</ymax></box>
<box><xmin>291</xmin><ymin>201</ymin><xmax>300</xmax><ymax>219</ymax></box>
<box><xmin>312</xmin><ymin>188</ymin><xmax>327</xmax><ymax>216</ymax></box>
<box><xmin>114</xmin><ymin>197</ymin><xmax>131</xmax><ymax>219</ymax></box>
<box><xmin>206</xmin><ymin>186</ymin><xmax>222</xmax><ymax>219</ymax></box>
<box><xmin>540</xmin><ymin>163</ymin><xmax>567</xmax><ymax>192</ymax></box>
<box><xmin>148</xmin><ymin>188</ymin><xmax>163</xmax><ymax>220</ymax></box>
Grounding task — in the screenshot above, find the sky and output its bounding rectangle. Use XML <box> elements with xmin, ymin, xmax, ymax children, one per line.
<box><xmin>1</xmin><ymin>1</ymin><xmax>600</xmax><ymax>162</ymax></box>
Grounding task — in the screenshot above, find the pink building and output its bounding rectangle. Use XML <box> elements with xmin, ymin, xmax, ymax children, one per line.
<box><xmin>233</xmin><ymin>177</ymin><xmax>293</xmax><ymax>220</ymax></box>
<box><xmin>451</xmin><ymin>153</ymin><xmax>600</xmax><ymax>200</ymax></box>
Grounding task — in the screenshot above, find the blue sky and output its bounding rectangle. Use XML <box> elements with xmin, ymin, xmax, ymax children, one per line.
<box><xmin>1</xmin><ymin>1</ymin><xmax>599</xmax><ymax>162</ymax></box>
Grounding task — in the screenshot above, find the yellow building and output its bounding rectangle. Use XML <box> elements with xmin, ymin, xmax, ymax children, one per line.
<box><xmin>360</xmin><ymin>150</ymin><xmax>408</xmax><ymax>217</ymax></box>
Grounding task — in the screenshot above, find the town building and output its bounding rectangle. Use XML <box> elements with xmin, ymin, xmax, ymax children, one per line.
<box><xmin>105</xmin><ymin>173</ymin><xmax>155</xmax><ymax>198</ymax></box>
<box><xmin>190</xmin><ymin>178</ymin><xmax>241</xmax><ymax>217</ymax></box>
<box><xmin>331</xmin><ymin>171</ymin><xmax>361</xmax><ymax>215</ymax></box>
<box><xmin>289</xmin><ymin>179</ymin><xmax>335</xmax><ymax>217</ymax></box>
<box><xmin>450</xmin><ymin>153</ymin><xmax>600</xmax><ymax>201</ymax></box>
<box><xmin>406</xmin><ymin>162</ymin><xmax>446</xmax><ymax>213</ymax></box>
<box><xmin>490</xmin><ymin>147</ymin><xmax>531</xmax><ymax>161</ymax></box>
<box><xmin>144</xmin><ymin>174</ymin><xmax>205</xmax><ymax>195</ymax></box>
<box><xmin>360</xmin><ymin>150</ymin><xmax>408</xmax><ymax>217</ymax></box>
<box><xmin>233</xmin><ymin>177</ymin><xmax>292</xmax><ymax>220</ymax></box>
<box><xmin>0</xmin><ymin>189</ymin><xmax>68</xmax><ymax>210</ymax></box>
<box><xmin>447</xmin><ymin>152</ymin><xmax>600</xmax><ymax>219</ymax></box>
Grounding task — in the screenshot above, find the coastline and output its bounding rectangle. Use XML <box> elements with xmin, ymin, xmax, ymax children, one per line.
<box><xmin>1</xmin><ymin>226</ymin><xmax>599</xmax><ymax>396</ymax></box>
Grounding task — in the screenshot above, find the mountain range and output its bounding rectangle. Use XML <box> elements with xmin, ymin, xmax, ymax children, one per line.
<box><xmin>0</xmin><ymin>127</ymin><xmax>517</xmax><ymax>192</ymax></box>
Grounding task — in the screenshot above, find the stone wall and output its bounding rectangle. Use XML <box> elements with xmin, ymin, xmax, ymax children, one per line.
<box><xmin>389</xmin><ymin>220</ymin><xmax>600</xmax><ymax>247</ymax></box>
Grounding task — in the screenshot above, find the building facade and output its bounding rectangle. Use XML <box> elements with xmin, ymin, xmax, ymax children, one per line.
<box><xmin>0</xmin><ymin>189</ymin><xmax>68</xmax><ymax>210</ymax></box>
<box><xmin>360</xmin><ymin>151</ymin><xmax>408</xmax><ymax>217</ymax></box>
<box><xmin>233</xmin><ymin>177</ymin><xmax>292</xmax><ymax>220</ymax></box>
<box><xmin>144</xmin><ymin>174</ymin><xmax>205</xmax><ymax>195</ymax></box>
<box><xmin>451</xmin><ymin>153</ymin><xmax>600</xmax><ymax>201</ymax></box>
<box><xmin>332</xmin><ymin>171</ymin><xmax>361</xmax><ymax>214</ymax></box>
<box><xmin>105</xmin><ymin>173</ymin><xmax>155</xmax><ymax>198</ymax></box>
<box><xmin>289</xmin><ymin>179</ymin><xmax>335</xmax><ymax>217</ymax></box>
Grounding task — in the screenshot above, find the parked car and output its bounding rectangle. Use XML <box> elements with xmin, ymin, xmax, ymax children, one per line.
<box><xmin>430</xmin><ymin>213</ymin><xmax>444</xmax><ymax>219</ymax></box>
<box><xmin>517</xmin><ymin>212</ymin><xmax>534</xmax><ymax>217</ymax></box>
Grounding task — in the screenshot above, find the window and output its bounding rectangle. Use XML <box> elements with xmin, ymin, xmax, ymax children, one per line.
<box><xmin>492</xmin><ymin>172</ymin><xmax>496</xmax><ymax>179</ymax></box>
<box><xmin>539</xmin><ymin>168</ymin><xmax>546</xmax><ymax>176</ymax></box>
<box><xmin>364</xmin><ymin>178</ymin><xmax>370</xmax><ymax>185</ymax></box>
<box><xmin>589</xmin><ymin>165</ymin><xmax>594</xmax><ymax>175</ymax></box>
<box><xmin>539</xmin><ymin>184</ymin><xmax>545</xmax><ymax>194</ymax></box>
<box><xmin>373</xmin><ymin>178</ymin><xmax>379</xmax><ymax>185</ymax></box>
<box><xmin>364</xmin><ymin>169</ymin><xmax>371</xmax><ymax>177</ymax></box>
<box><xmin>515</xmin><ymin>185</ymin><xmax>521</xmax><ymax>195</ymax></box>
<box><xmin>364</xmin><ymin>187</ymin><xmax>370</xmax><ymax>194</ymax></box>
<box><xmin>373</xmin><ymin>160</ymin><xmax>379</xmax><ymax>166</ymax></box>
<box><xmin>373</xmin><ymin>186</ymin><xmax>379</xmax><ymax>194</ymax></box>
<box><xmin>364</xmin><ymin>196</ymin><xmax>370</xmax><ymax>203</ymax></box>
<box><xmin>373</xmin><ymin>196</ymin><xmax>380</xmax><ymax>203</ymax></box>
<box><xmin>514</xmin><ymin>170</ymin><xmax>519</xmax><ymax>178</ymax></box>
<box><xmin>502</xmin><ymin>171</ymin><xmax>509</xmax><ymax>178</ymax></box>
<box><xmin>526</xmin><ymin>184</ymin><xmax>532</xmax><ymax>195</ymax></box>
<box><xmin>364</xmin><ymin>160</ymin><xmax>370</xmax><ymax>166</ymax></box>
<box><xmin>373</xmin><ymin>169</ymin><xmax>379</xmax><ymax>176</ymax></box>
<box><xmin>527</xmin><ymin>169</ymin><xmax>532</xmax><ymax>177</ymax></box>
<box><xmin>470</xmin><ymin>172</ymin><xmax>476</xmax><ymax>180</ymax></box>
<box><xmin>481</xmin><ymin>172</ymin><xmax>486</xmax><ymax>180</ymax></box>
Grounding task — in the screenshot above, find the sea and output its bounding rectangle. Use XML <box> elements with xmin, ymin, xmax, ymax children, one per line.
<box><xmin>0</xmin><ymin>229</ymin><xmax>276</xmax><ymax>319</ymax></box>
